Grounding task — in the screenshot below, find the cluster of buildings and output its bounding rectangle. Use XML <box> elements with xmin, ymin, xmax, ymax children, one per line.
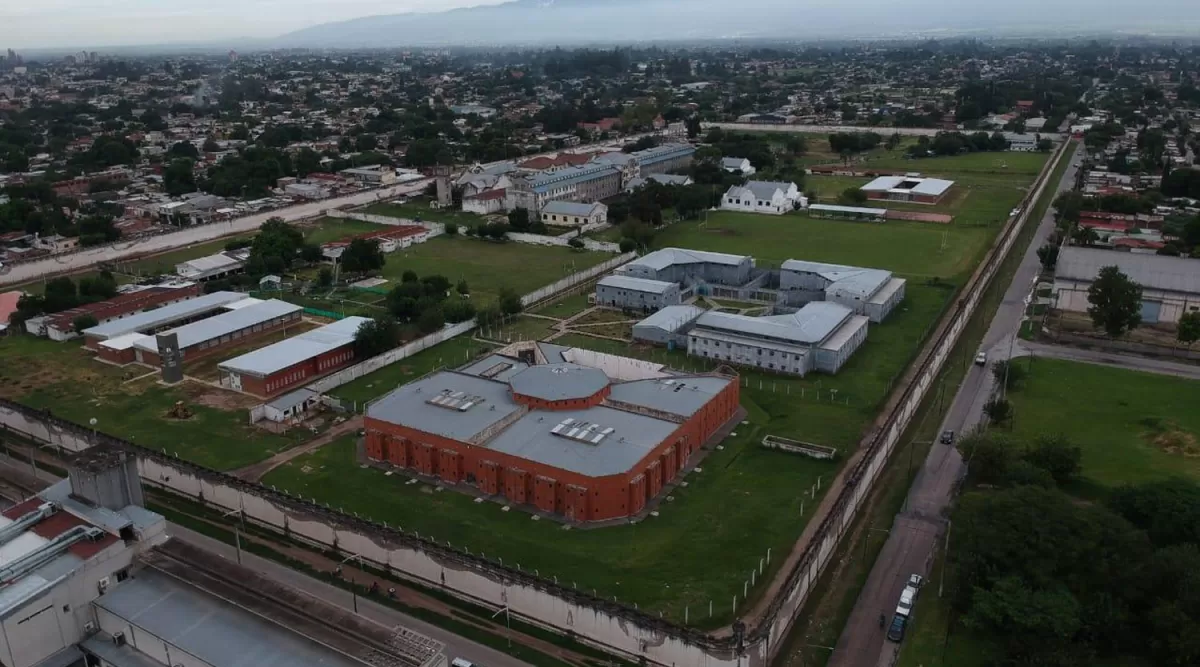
<box><xmin>365</xmin><ymin>341</ymin><xmax>740</xmax><ymax>523</ymax></box>
<box><xmin>596</xmin><ymin>248</ymin><xmax>906</xmax><ymax>377</ymax></box>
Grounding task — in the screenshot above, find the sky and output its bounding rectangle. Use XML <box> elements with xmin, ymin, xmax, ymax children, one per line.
<box><xmin>0</xmin><ymin>0</ymin><xmax>508</xmax><ymax>49</ymax></box>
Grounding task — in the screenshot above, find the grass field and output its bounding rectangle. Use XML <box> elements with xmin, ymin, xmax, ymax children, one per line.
<box><xmin>0</xmin><ymin>336</ymin><xmax>308</xmax><ymax>470</ymax></box>
<box><xmin>532</xmin><ymin>291</ymin><xmax>593</xmax><ymax>319</ymax></box>
<box><xmin>380</xmin><ymin>237</ymin><xmax>609</xmax><ymax>305</ymax></box>
<box><xmin>1008</xmin><ymin>358</ymin><xmax>1200</xmax><ymax>487</ymax></box>
<box><xmin>330</xmin><ymin>336</ymin><xmax>498</xmax><ymax>406</ymax></box>
<box><xmin>300</xmin><ymin>217</ymin><xmax>392</xmax><ymax>246</ymax></box>
<box><xmin>655</xmin><ymin>212</ymin><xmax>993</xmax><ymax>282</ymax></box>
<box><xmin>859</xmin><ymin>150</ymin><xmax>1049</xmax><ymax>176</ymax></box>
<box><xmin>365</xmin><ymin>199</ymin><xmax>489</xmax><ymax>227</ymax></box>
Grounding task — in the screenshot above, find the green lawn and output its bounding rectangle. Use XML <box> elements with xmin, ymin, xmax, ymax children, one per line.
<box><xmin>482</xmin><ymin>315</ymin><xmax>555</xmax><ymax>344</ymax></box>
<box><xmin>655</xmin><ymin>212</ymin><xmax>993</xmax><ymax>282</ymax></box>
<box><xmin>0</xmin><ymin>336</ymin><xmax>307</xmax><ymax>470</ymax></box>
<box><xmin>301</xmin><ymin>217</ymin><xmax>392</xmax><ymax>246</ymax></box>
<box><xmin>331</xmin><ymin>336</ymin><xmax>498</xmax><ymax>406</ymax></box>
<box><xmin>532</xmin><ymin>291</ymin><xmax>593</xmax><ymax>319</ymax></box>
<box><xmin>1008</xmin><ymin>358</ymin><xmax>1200</xmax><ymax>487</ymax></box>
<box><xmin>860</xmin><ymin>151</ymin><xmax>1050</xmax><ymax>176</ymax></box>
<box><xmin>365</xmin><ymin>199</ymin><xmax>489</xmax><ymax>227</ymax></box>
<box><xmin>381</xmin><ymin>237</ymin><xmax>609</xmax><ymax>305</ymax></box>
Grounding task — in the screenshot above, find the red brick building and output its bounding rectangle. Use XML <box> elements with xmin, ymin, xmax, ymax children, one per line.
<box><xmin>217</xmin><ymin>316</ymin><xmax>369</xmax><ymax>397</ymax></box>
<box><xmin>365</xmin><ymin>346</ymin><xmax>739</xmax><ymax>522</ymax></box>
<box><xmin>44</xmin><ymin>284</ymin><xmax>202</xmax><ymax>342</ymax></box>
<box><xmin>126</xmin><ymin>299</ymin><xmax>303</xmax><ymax>368</ymax></box>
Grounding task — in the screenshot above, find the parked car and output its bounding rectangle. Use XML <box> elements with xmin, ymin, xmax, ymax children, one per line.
<box><xmin>939</xmin><ymin>430</ymin><xmax>955</xmax><ymax>445</ymax></box>
<box><xmin>974</xmin><ymin>351</ymin><xmax>988</xmax><ymax>366</ymax></box>
<box><xmin>887</xmin><ymin>613</ymin><xmax>908</xmax><ymax>642</ymax></box>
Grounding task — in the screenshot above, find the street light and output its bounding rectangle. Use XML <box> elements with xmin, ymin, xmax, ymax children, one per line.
<box><xmin>341</xmin><ymin>554</ymin><xmax>363</xmax><ymax>613</ymax></box>
<box><xmin>88</xmin><ymin>417</ymin><xmax>98</xmax><ymax>444</ymax></box>
<box><xmin>222</xmin><ymin>507</ymin><xmax>244</xmax><ymax>565</ymax></box>
<box><xmin>491</xmin><ymin>599</ymin><xmax>512</xmax><ymax>648</ymax></box>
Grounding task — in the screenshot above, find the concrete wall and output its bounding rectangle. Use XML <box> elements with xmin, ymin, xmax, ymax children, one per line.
<box><xmin>0</xmin><ymin>142</ymin><xmax>1071</xmax><ymax>667</ymax></box>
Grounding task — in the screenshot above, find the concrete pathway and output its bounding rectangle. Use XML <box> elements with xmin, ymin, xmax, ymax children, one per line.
<box><xmin>232</xmin><ymin>415</ymin><xmax>363</xmax><ymax>482</ymax></box>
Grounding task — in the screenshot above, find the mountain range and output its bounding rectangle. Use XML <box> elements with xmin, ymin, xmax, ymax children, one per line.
<box><xmin>273</xmin><ymin>0</ymin><xmax>1200</xmax><ymax>49</ymax></box>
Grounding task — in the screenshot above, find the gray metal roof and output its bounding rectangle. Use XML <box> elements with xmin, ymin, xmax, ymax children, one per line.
<box><xmin>536</xmin><ymin>342</ymin><xmax>572</xmax><ymax>363</ymax></box>
<box><xmin>367</xmin><ymin>372</ymin><xmax>522</xmax><ymax>443</ymax></box>
<box><xmin>634</xmin><ymin>305</ymin><xmax>706</xmax><ymax>333</ymax></box>
<box><xmin>607</xmin><ymin>376</ymin><xmax>731</xmax><ymax>418</ymax></box>
<box><xmin>630</xmin><ymin>143</ymin><xmax>695</xmax><ymax>166</ymax></box>
<box><xmin>485</xmin><ymin>405</ymin><xmax>678</xmax><ymax>477</ymax></box>
<box><xmin>83</xmin><ymin>291</ymin><xmax>247</xmax><ymax>340</ymax></box>
<box><xmin>694</xmin><ymin>302</ymin><xmax>852</xmax><ymax>345</ymax></box>
<box><xmin>529</xmin><ymin>164</ymin><xmax>619</xmax><ymax>194</ymax></box>
<box><xmin>1057</xmin><ymin>246</ymin><xmax>1200</xmax><ymax>294</ymax></box>
<box><xmin>93</xmin><ymin>570</ymin><xmax>362</xmax><ymax>667</ymax></box>
<box><xmin>808</xmin><ymin>204</ymin><xmax>887</xmax><ymax>216</ymax></box>
<box><xmin>861</xmin><ymin>175</ymin><xmax>954</xmax><ymax>196</ymax></box>
<box><xmin>266</xmin><ymin>388</ymin><xmax>320</xmax><ymax>413</ymax></box>
<box><xmin>726</xmin><ymin>180</ymin><xmax>796</xmax><ymax>201</ymax></box>
<box><xmin>509</xmin><ymin>363</ymin><xmax>610</xmax><ymax>402</ymax></box>
<box><xmin>133</xmin><ymin>299</ymin><xmax>302</xmax><ymax>352</ymax></box>
<box><xmin>219</xmin><ymin>316</ymin><xmax>370</xmax><ymax>377</ymax></box>
<box><xmin>598</xmin><ymin>274</ymin><xmax>677</xmax><ymax>294</ymax></box>
<box><xmin>721</xmin><ymin>157</ymin><xmax>751</xmax><ymax>169</ymax></box>
<box><xmin>542</xmin><ymin>200</ymin><xmax>603</xmax><ymax>217</ymax></box>
<box><xmin>629</xmin><ymin>247</ymin><xmax>751</xmax><ymax>271</ymax></box>
<box><xmin>781</xmin><ymin>259</ymin><xmax>893</xmax><ymax>300</ymax></box>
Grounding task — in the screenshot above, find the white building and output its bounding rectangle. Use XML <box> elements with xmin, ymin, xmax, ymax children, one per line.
<box><xmin>721</xmin><ymin>181</ymin><xmax>806</xmax><ymax>215</ymax></box>
<box><xmin>687</xmin><ymin>302</ymin><xmax>869</xmax><ymax>376</ymax></box>
<box><xmin>339</xmin><ymin>165</ymin><xmax>397</xmax><ymax>186</ymax></box>
<box><xmin>780</xmin><ymin>259</ymin><xmax>908</xmax><ymax>322</ymax></box>
<box><xmin>721</xmin><ymin>157</ymin><xmax>756</xmax><ymax>175</ymax></box>
<box><xmin>1053</xmin><ymin>247</ymin><xmax>1200</xmax><ymax>325</ymax></box>
<box><xmin>540</xmin><ymin>201</ymin><xmax>608</xmax><ymax>228</ymax></box>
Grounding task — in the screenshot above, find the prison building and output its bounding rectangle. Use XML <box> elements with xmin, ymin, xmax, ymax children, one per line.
<box><xmin>629</xmin><ymin>143</ymin><xmax>696</xmax><ymax>176</ymax></box>
<box><xmin>780</xmin><ymin>259</ymin><xmax>907</xmax><ymax>322</ymax></box>
<box><xmin>175</xmin><ymin>251</ymin><xmax>247</xmax><ymax>282</ymax></box>
<box><xmin>364</xmin><ymin>351</ymin><xmax>739</xmax><ymax>523</ymax></box>
<box><xmin>595</xmin><ymin>275</ymin><xmax>682</xmax><ymax>312</ymax></box>
<box><xmin>622</xmin><ymin>247</ymin><xmax>755</xmax><ymax>286</ymax></box>
<box><xmin>217</xmin><ymin>316</ymin><xmax>370</xmax><ymax>397</ymax></box>
<box><xmin>687</xmin><ymin>302</ymin><xmax>869</xmax><ymax>376</ymax></box>
<box><xmin>632</xmin><ymin>305</ymin><xmax>707</xmax><ymax>347</ymax></box>
<box><xmin>127</xmin><ymin>299</ymin><xmax>303</xmax><ymax>368</ymax></box>
<box><xmin>540</xmin><ymin>201</ymin><xmax>608</xmax><ymax>228</ymax></box>
<box><xmin>83</xmin><ymin>291</ymin><xmax>251</xmax><ymax>362</ymax></box>
<box><xmin>41</xmin><ymin>283</ymin><xmax>201</xmax><ymax>342</ymax></box>
<box><xmin>860</xmin><ymin>175</ymin><xmax>954</xmax><ymax>205</ymax></box>
<box><xmin>505</xmin><ymin>164</ymin><xmax>623</xmax><ymax>214</ymax></box>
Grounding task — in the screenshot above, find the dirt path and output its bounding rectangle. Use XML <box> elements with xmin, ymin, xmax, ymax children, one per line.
<box><xmin>233</xmin><ymin>416</ymin><xmax>363</xmax><ymax>482</ymax></box>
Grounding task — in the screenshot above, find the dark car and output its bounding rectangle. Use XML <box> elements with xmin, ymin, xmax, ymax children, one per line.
<box><xmin>887</xmin><ymin>614</ymin><xmax>908</xmax><ymax>642</ymax></box>
<box><xmin>940</xmin><ymin>430</ymin><xmax>955</xmax><ymax>445</ymax></box>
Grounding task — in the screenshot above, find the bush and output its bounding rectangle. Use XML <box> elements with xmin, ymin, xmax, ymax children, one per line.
<box><xmin>618</xmin><ymin>238</ymin><xmax>636</xmax><ymax>253</ymax></box>
<box><xmin>445</xmin><ymin>222</ymin><xmax>459</xmax><ymax>236</ymax></box>
<box><xmin>567</xmin><ymin>237</ymin><xmax>585</xmax><ymax>249</ymax></box>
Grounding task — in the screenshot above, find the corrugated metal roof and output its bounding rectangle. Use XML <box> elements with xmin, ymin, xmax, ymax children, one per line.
<box><xmin>808</xmin><ymin>204</ymin><xmax>887</xmax><ymax>216</ymax></box>
<box><xmin>726</xmin><ymin>180</ymin><xmax>796</xmax><ymax>201</ymax></box>
<box><xmin>1057</xmin><ymin>246</ymin><xmax>1200</xmax><ymax>294</ymax></box>
<box><xmin>83</xmin><ymin>292</ymin><xmax>248</xmax><ymax>339</ymax></box>
<box><xmin>528</xmin><ymin>164</ymin><xmax>619</xmax><ymax>194</ymax></box>
<box><xmin>630</xmin><ymin>143</ymin><xmax>695</xmax><ymax>166</ymax></box>
<box><xmin>598</xmin><ymin>275</ymin><xmax>677</xmax><ymax>294</ymax></box>
<box><xmin>542</xmin><ymin>200</ymin><xmax>603</xmax><ymax>217</ymax></box>
<box><xmin>459</xmin><ymin>354</ymin><xmax>530</xmax><ymax>382</ymax></box>
<box><xmin>218</xmin><ymin>316</ymin><xmax>370</xmax><ymax>377</ymax></box>
<box><xmin>93</xmin><ymin>571</ymin><xmax>363</xmax><ymax>667</ymax></box>
<box><xmin>634</xmin><ymin>305</ymin><xmax>706</xmax><ymax>332</ymax></box>
<box><xmin>694</xmin><ymin>302</ymin><xmax>852</xmax><ymax>345</ymax></box>
<box><xmin>607</xmin><ymin>375</ymin><xmax>731</xmax><ymax>418</ymax></box>
<box><xmin>134</xmin><ymin>299</ymin><xmax>301</xmax><ymax>352</ymax></box>
<box><xmin>629</xmin><ymin>247</ymin><xmax>750</xmax><ymax>271</ymax></box>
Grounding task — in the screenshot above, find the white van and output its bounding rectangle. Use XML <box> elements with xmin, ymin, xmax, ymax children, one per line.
<box><xmin>451</xmin><ymin>659</ymin><xmax>476</xmax><ymax>667</ymax></box>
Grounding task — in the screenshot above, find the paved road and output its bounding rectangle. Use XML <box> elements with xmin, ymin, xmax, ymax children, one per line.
<box><xmin>1017</xmin><ymin>340</ymin><xmax>1200</xmax><ymax>380</ymax></box>
<box><xmin>827</xmin><ymin>140</ymin><xmax>1083</xmax><ymax>667</ymax></box>
<box><xmin>0</xmin><ymin>180</ymin><xmax>432</xmax><ymax>287</ymax></box>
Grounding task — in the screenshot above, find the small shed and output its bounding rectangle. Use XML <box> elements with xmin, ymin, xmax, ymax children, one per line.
<box><xmin>262</xmin><ymin>388</ymin><xmax>320</xmax><ymax>423</ymax></box>
<box><xmin>259</xmin><ymin>275</ymin><xmax>283</xmax><ymax>290</ymax></box>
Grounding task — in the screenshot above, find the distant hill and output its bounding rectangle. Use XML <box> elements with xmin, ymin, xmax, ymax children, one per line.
<box><xmin>273</xmin><ymin>0</ymin><xmax>1200</xmax><ymax>49</ymax></box>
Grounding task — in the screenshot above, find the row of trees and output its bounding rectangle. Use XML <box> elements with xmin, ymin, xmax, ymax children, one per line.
<box><xmin>8</xmin><ymin>272</ymin><xmax>120</xmax><ymax>333</ymax></box>
<box><xmin>949</xmin><ymin>429</ymin><xmax>1200</xmax><ymax>666</ymax></box>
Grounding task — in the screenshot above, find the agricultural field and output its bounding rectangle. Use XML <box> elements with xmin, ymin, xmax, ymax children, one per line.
<box><xmin>0</xmin><ymin>336</ymin><xmax>309</xmax><ymax>470</ymax></box>
<box><xmin>379</xmin><ymin>236</ymin><xmax>610</xmax><ymax>305</ymax></box>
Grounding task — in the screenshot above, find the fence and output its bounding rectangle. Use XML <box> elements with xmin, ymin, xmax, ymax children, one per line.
<box><xmin>0</xmin><ymin>144</ymin><xmax>1070</xmax><ymax>666</ymax></box>
<box><xmin>506</xmin><ymin>231</ymin><xmax>623</xmax><ymax>253</ymax></box>
<box><xmin>521</xmin><ymin>253</ymin><xmax>636</xmax><ymax>307</ymax></box>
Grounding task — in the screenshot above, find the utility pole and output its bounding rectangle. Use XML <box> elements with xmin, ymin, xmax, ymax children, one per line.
<box><xmin>222</xmin><ymin>507</ymin><xmax>243</xmax><ymax>565</ymax></box>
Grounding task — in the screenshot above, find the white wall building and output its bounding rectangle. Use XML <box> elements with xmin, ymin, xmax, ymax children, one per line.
<box><xmin>721</xmin><ymin>181</ymin><xmax>806</xmax><ymax>215</ymax></box>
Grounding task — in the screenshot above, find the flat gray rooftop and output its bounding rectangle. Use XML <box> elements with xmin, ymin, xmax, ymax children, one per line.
<box><xmin>134</xmin><ymin>299</ymin><xmax>301</xmax><ymax>353</ymax></box>
<box><xmin>94</xmin><ymin>570</ymin><xmax>363</xmax><ymax>667</ymax></box>
<box><xmin>695</xmin><ymin>302</ymin><xmax>852</xmax><ymax>346</ymax></box>
<box><xmin>367</xmin><ymin>372</ymin><xmax>522</xmax><ymax>443</ymax></box>
<box><xmin>608</xmin><ymin>376</ymin><xmax>730</xmax><ymax>418</ymax></box>
<box><xmin>510</xmin><ymin>363</ymin><xmax>610</xmax><ymax>401</ymax></box>
<box><xmin>634</xmin><ymin>305</ymin><xmax>706</xmax><ymax>332</ymax></box>
<box><xmin>597</xmin><ymin>274</ymin><xmax>677</xmax><ymax>294</ymax></box>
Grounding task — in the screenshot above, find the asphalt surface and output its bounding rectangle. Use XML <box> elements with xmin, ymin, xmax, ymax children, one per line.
<box><xmin>1017</xmin><ymin>340</ymin><xmax>1200</xmax><ymax>380</ymax></box>
<box><xmin>827</xmin><ymin>141</ymin><xmax>1083</xmax><ymax>667</ymax></box>
<box><xmin>0</xmin><ymin>179</ymin><xmax>432</xmax><ymax>287</ymax></box>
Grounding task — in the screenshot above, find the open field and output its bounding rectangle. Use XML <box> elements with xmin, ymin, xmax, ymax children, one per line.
<box><xmin>0</xmin><ymin>336</ymin><xmax>309</xmax><ymax>470</ymax></box>
<box><xmin>656</xmin><ymin>212</ymin><xmax>993</xmax><ymax>282</ymax></box>
<box><xmin>1008</xmin><ymin>358</ymin><xmax>1200</xmax><ymax>487</ymax></box>
<box><xmin>858</xmin><ymin>150</ymin><xmax>1049</xmax><ymax>176</ymax></box>
<box><xmin>380</xmin><ymin>237</ymin><xmax>609</xmax><ymax>306</ymax></box>
<box><xmin>531</xmin><ymin>291</ymin><xmax>592</xmax><ymax>319</ymax></box>
<box><xmin>330</xmin><ymin>336</ymin><xmax>498</xmax><ymax>406</ymax></box>
<box><xmin>299</xmin><ymin>217</ymin><xmax>392</xmax><ymax>246</ymax></box>
<box><xmin>365</xmin><ymin>199</ymin><xmax>490</xmax><ymax>227</ymax></box>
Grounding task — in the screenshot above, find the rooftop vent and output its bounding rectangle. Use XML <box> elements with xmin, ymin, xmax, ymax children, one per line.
<box><xmin>426</xmin><ymin>389</ymin><xmax>484</xmax><ymax>412</ymax></box>
<box><xmin>550</xmin><ymin>418</ymin><xmax>614</xmax><ymax>446</ymax></box>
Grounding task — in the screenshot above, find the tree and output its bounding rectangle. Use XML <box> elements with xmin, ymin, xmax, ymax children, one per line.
<box><xmin>353</xmin><ymin>317</ymin><xmax>401</xmax><ymax>358</ymax></box>
<box><xmin>168</xmin><ymin>141</ymin><xmax>199</xmax><ymax>160</ymax></box>
<box><xmin>416</xmin><ymin>307</ymin><xmax>445</xmax><ymax>334</ymax></box>
<box><xmin>618</xmin><ymin>238</ymin><xmax>636</xmax><ymax>253</ymax></box>
<box><xmin>78</xmin><ymin>272</ymin><xmax>117</xmax><ymax>301</ymax></box>
<box><xmin>317</xmin><ymin>267</ymin><xmax>333</xmax><ymax>288</ymax></box>
<box><xmin>72</xmin><ymin>314</ymin><xmax>99</xmax><ymax>334</ymax></box>
<box><xmin>984</xmin><ymin>397</ymin><xmax>1013</xmax><ymax>425</ymax></box>
<box><xmin>1037</xmin><ymin>243</ymin><xmax>1060</xmax><ymax>270</ymax></box>
<box><xmin>300</xmin><ymin>243</ymin><xmax>323</xmax><ymax>264</ymax></box>
<box><xmin>1176</xmin><ymin>311</ymin><xmax>1200</xmax><ymax>350</ymax></box>
<box><xmin>163</xmin><ymin>158</ymin><xmax>197</xmax><ymax>197</ymax></box>
<box><xmin>991</xmin><ymin>359</ymin><xmax>1027</xmax><ymax>392</ymax></box>
<box><xmin>401</xmin><ymin>270</ymin><xmax>419</xmax><ymax>284</ymax></box>
<box><xmin>1087</xmin><ymin>266</ymin><xmax>1143</xmax><ymax>339</ymax></box>
<box><xmin>456</xmin><ymin>280</ymin><xmax>470</xmax><ymax>296</ymax></box>
<box><xmin>507</xmin><ymin>207</ymin><xmax>531</xmax><ymax>232</ymax></box>
<box><xmin>442</xmin><ymin>299</ymin><xmax>476</xmax><ymax>324</ymax></box>
<box><xmin>685</xmin><ymin>115</ymin><xmax>702</xmax><ymax>139</ymax></box>
<box><xmin>1024</xmin><ymin>434</ymin><xmax>1082</xmax><ymax>486</ymax></box>
<box><xmin>498</xmin><ymin>287</ymin><xmax>523</xmax><ymax>316</ymax></box>
<box><xmin>340</xmin><ymin>239</ymin><xmax>385</xmax><ymax>274</ymax></box>
<box><xmin>247</xmin><ymin>218</ymin><xmax>304</xmax><ymax>274</ymax></box>
<box><xmin>421</xmin><ymin>274</ymin><xmax>452</xmax><ymax>297</ymax></box>
<box><xmin>294</xmin><ymin>147</ymin><xmax>323</xmax><ymax>177</ymax></box>
<box><xmin>444</xmin><ymin>222</ymin><xmax>459</xmax><ymax>236</ymax></box>
<box><xmin>837</xmin><ymin>187</ymin><xmax>868</xmax><ymax>206</ymax></box>
<box><xmin>43</xmin><ymin>277</ymin><xmax>79</xmax><ymax>313</ymax></box>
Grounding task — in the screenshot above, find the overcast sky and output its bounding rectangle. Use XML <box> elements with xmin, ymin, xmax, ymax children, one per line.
<box><xmin>0</xmin><ymin>0</ymin><xmax>509</xmax><ymax>49</ymax></box>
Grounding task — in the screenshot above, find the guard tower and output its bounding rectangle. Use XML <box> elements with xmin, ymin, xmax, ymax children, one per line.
<box><xmin>157</xmin><ymin>332</ymin><xmax>184</xmax><ymax>384</ymax></box>
<box><xmin>433</xmin><ymin>165</ymin><xmax>453</xmax><ymax>208</ymax></box>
